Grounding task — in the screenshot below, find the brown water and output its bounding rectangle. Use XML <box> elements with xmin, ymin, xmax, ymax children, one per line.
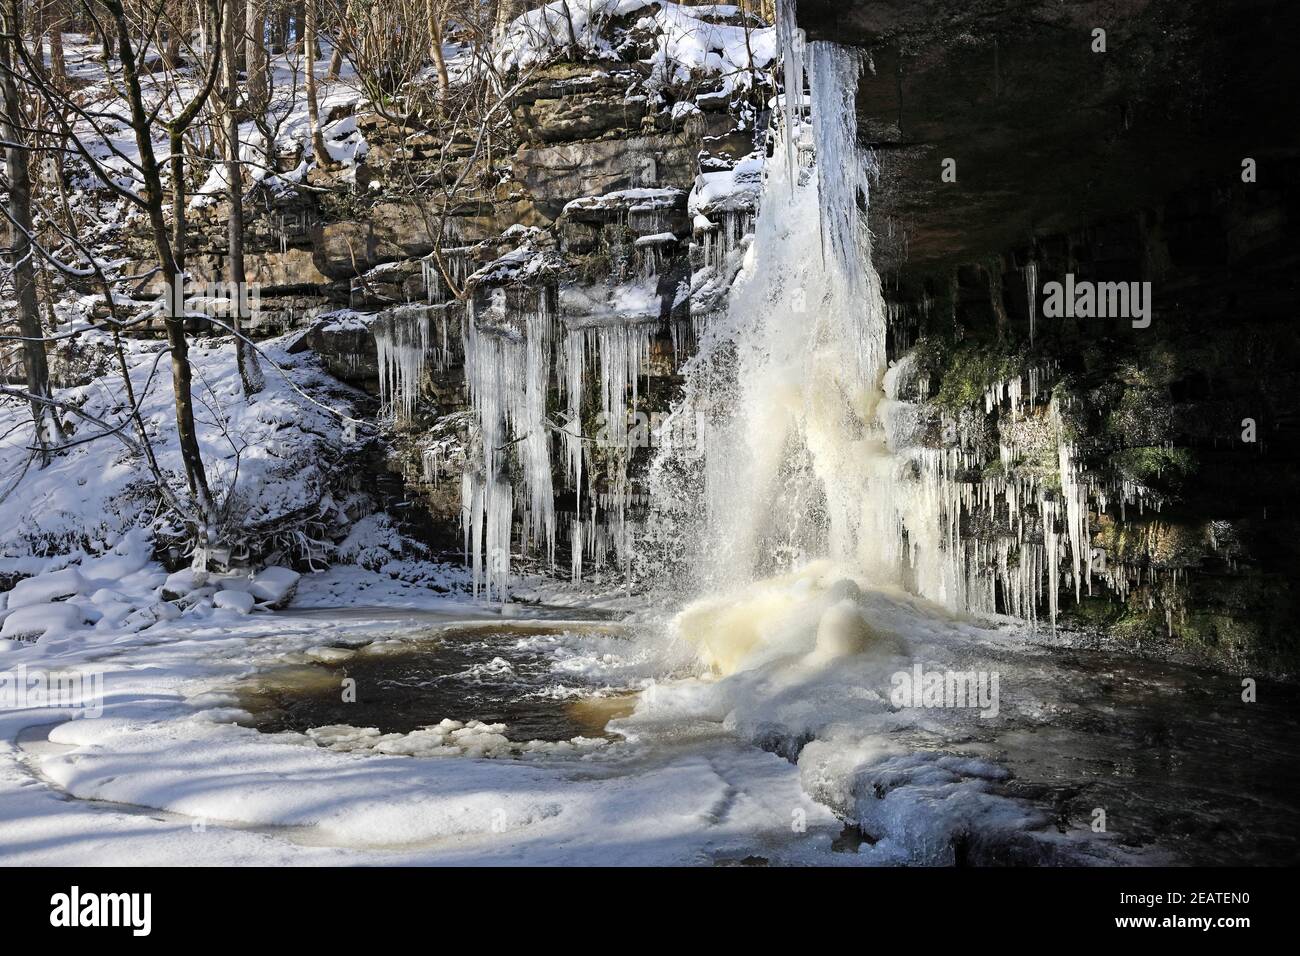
<box><xmin>235</xmin><ymin>611</ymin><xmax>1300</xmax><ymax>865</ymax></box>
<box><xmin>239</xmin><ymin>622</ymin><xmax>637</xmax><ymax>742</ymax></box>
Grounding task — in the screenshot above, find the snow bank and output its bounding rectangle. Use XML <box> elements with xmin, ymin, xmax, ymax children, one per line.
<box><xmin>0</xmin><ymin>334</ymin><xmax>356</xmax><ymax>562</ymax></box>
<box><xmin>497</xmin><ymin>1</ymin><xmax>777</xmax><ymax>99</ymax></box>
<box><xmin>0</xmin><ymin>603</ymin><xmax>87</xmax><ymax>641</ymax></box>
<box><xmin>6</xmin><ymin>568</ymin><xmax>87</xmax><ymax>610</ymax></box>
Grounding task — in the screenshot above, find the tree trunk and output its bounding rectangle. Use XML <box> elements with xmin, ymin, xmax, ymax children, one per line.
<box><xmin>245</xmin><ymin>0</ymin><xmax>267</xmax><ymax>115</ymax></box>
<box><xmin>304</xmin><ymin>0</ymin><xmax>330</xmax><ymax>167</ymax></box>
<box><xmin>427</xmin><ymin>0</ymin><xmax>449</xmax><ymax>107</ymax></box>
<box><xmin>48</xmin><ymin>3</ymin><xmax>66</xmax><ymax>86</ymax></box>
<box><xmin>222</xmin><ymin>0</ymin><xmax>264</xmax><ymax>397</ymax></box>
<box><xmin>326</xmin><ymin>35</ymin><xmax>343</xmax><ymax>80</ymax></box>
<box><xmin>0</xmin><ymin>0</ymin><xmax>60</xmax><ymax>462</ymax></box>
<box><xmin>274</xmin><ymin>5</ymin><xmax>288</xmax><ymax>52</ymax></box>
<box><xmin>108</xmin><ymin>0</ymin><xmax>215</xmax><ymax>523</ymax></box>
<box><xmin>325</xmin><ymin>1</ymin><xmax>346</xmax><ymax>80</ymax></box>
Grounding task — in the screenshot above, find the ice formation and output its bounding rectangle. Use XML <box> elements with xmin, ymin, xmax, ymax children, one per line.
<box><xmin>374</xmin><ymin>306</ymin><xmax>434</xmax><ymax>420</ymax></box>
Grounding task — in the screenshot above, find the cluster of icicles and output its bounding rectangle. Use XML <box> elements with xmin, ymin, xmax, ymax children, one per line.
<box><xmin>459</xmin><ymin>283</ymin><xmax>667</xmax><ymax>600</ymax></box>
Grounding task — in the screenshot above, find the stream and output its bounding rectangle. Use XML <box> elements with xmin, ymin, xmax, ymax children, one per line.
<box><xmin>222</xmin><ymin>598</ymin><xmax>1300</xmax><ymax>866</ymax></box>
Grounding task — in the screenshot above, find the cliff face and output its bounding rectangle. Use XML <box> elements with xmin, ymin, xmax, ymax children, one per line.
<box><xmin>805</xmin><ymin>0</ymin><xmax>1300</xmax><ymax>669</ymax></box>
<box><xmin>107</xmin><ymin>4</ymin><xmax>775</xmax><ymax>584</ymax></box>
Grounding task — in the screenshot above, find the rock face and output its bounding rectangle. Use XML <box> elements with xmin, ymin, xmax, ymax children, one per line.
<box><xmin>800</xmin><ymin>0</ymin><xmax>1300</xmax><ymax>272</ymax></box>
<box><xmin>804</xmin><ymin>0</ymin><xmax>1300</xmax><ymax>670</ymax></box>
<box><xmin>113</xmin><ymin>2</ymin><xmax>771</xmax><ymax>590</ymax></box>
<box><xmin>515</xmin><ymin>130</ymin><xmax>701</xmax><ymax>219</ymax></box>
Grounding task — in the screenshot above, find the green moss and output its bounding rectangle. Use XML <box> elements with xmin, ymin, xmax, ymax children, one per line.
<box><xmin>912</xmin><ymin>341</ymin><xmax>1030</xmax><ymax>413</ymax></box>
<box><xmin>1059</xmin><ymin>594</ymin><xmax>1125</xmax><ymax>628</ymax></box>
<box><xmin>933</xmin><ymin>346</ymin><xmax>1018</xmax><ymax>410</ymax></box>
<box><xmin>1113</xmin><ymin>445</ymin><xmax>1196</xmax><ymax>483</ymax></box>
<box><xmin>1109</xmin><ymin>606</ymin><xmax>1165</xmax><ymax>644</ymax></box>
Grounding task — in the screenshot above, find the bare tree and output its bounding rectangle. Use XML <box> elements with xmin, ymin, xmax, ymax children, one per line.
<box><xmin>0</xmin><ymin>0</ymin><xmax>62</xmax><ymax>462</ymax></box>
<box><xmin>303</xmin><ymin>0</ymin><xmax>330</xmax><ymax>165</ymax></box>
<box><xmin>221</xmin><ymin>0</ymin><xmax>264</xmax><ymax>395</ymax></box>
<box><xmin>6</xmin><ymin>0</ymin><xmax>222</xmax><ymax>528</ymax></box>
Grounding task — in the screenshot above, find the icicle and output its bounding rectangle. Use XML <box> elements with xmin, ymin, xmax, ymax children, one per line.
<box><xmin>571</xmin><ymin>517</ymin><xmax>584</xmax><ymax>582</ymax></box>
<box><xmin>373</xmin><ymin>306</ymin><xmax>432</xmax><ymax>420</ymax></box>
<box><xmin>1025</xmin><ymin>259</ymin><xmax>1038</xmax><ymax>344</ymax></box>
<box><xmin>776</xmin><ymin>0</ymin><xmax>805</xmax><ymax>191</ymax></box>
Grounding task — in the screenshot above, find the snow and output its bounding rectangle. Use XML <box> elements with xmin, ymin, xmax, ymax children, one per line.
<box><xmin>0</xmin><ymin>332</ymin><xmax>356</xmax><ymax>562</ymax></box>
<box><xmin>497</xmin><ymin>1</ymin><xmax>777</xmax><ymax>102</ymax></box>
<box><xmin>0</xmin><ymin>603</ymin><xmax>87</xmax><ymax>641</ymax></box>
<box><xmin>0</xmin><ymin>596</ymin><xmax>854</xmax><ymax>865</ymax></box>
<box><xmin>191</xmin><ymin>45</ymin><xmax>366</xmax><ymax>206</ymax></box>
<box><xmin>249</xmin><ymin>567</ymin><xmax>301</xmax><ymax>607</ymax></box>
<box><xmin>562</xmin><ymin>187</ymin><xmax>685</xmax><ymax>219</ymax></box>
<box><xmin>162</xmin><ymin>569</ymin><xmax>202</xmax><ymax>599</ymax></box>
<box><xmin>213</xmin><ymin>590</ymin><xmax>256</xmax><ymax>614</ymax></box>
<box><xmin>5</xmin><ymin>568</ymin><xmax>87</xmax><ymax>610</ymax></box>
<box><xmin>689</xmin><ymin>151</ymin><xmax>764</xmax><ymax>216</ymax></box>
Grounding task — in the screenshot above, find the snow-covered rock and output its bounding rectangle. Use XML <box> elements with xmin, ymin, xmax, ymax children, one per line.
<box><xmin>249</xmin><ymin>567</ymin><xmax>301</xmax><ymax>609</ymax></box>
<box><xmin>6</xmin><ymin>568</ymin><xmax>87</xmax><ymax>610</ymax></box>
<box><xmin>161</xmin><ymin>569</ymin><xmax>202</xmax><ymax>601</ymax></box>
<box><xmin>0</xmin><ymin>602</ymin><xmax>87</xmax><ymax>640</ymax></box>
<box><xmin>213</xmin><ymin>590</ymin><xmax>256</xmax><ymax>614</ymax></box>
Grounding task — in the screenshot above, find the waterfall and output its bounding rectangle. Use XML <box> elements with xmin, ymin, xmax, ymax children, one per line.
<box><xmin>641</xmin><ymin>17</ymin><xmax>1108</xmax><ymax>633</ymax></box>
<box><xmin>642</xmin><ymin>35</ymin><xmax>911</xmax><ymax>595</ymax></box>
<box><xmin>449</xmin><ymin>0</ymin><xmax>1098</xmax><ymax>624</ymax></box>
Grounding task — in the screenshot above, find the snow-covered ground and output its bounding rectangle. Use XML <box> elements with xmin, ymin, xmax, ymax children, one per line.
<box><xmin>10</xmin><ymin>551</ymin><xmax>1287</xmax><ymax>866</ymax></box>
<box><xmin>0</xmin><ymin>567</ymin><xmax>850</xmax><ymax>865</ymax></box>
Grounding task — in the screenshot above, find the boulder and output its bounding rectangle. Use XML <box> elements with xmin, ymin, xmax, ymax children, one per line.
<box><xmin>214</xmin><ymin>590</ymin><xmax>256</xmax><ymax>614</ymax></box>
<box><xmin>249</xmin><ymin>567</ymin><xmax>302</xmax><ymax>609</ymax></box>
<box><xmin>6</xmin><ymin>568</ymin><xmax>87</xmax><ymax>610</ymax></box>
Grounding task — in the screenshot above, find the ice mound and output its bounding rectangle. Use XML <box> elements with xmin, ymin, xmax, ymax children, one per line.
<box><xmin>672</xmin><ymin>561</ymin><xmax>904</xmax><ymax>675</ymax></box>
